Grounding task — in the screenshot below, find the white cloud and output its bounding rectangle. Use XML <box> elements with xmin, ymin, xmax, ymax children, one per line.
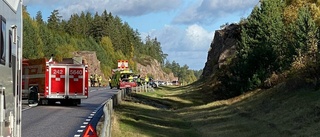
<box><xmin>25</xmin><ymin>0</ymin><xmax>183</xmax><ymax>19</ymax></box>
<box><xmin>24</xmin><ymin>0</ymin><xmax>57</xmax><ymax>5</ymax></box>
<box><xmin>146</xmin><ymin>24</ymin><xmax>214</xmax><ymax>70</ymax></box>
<box><xmin>147</xmin><ymin>24</ymin><xmax>213</xmax><ymax>51</ymax></box>
<box><xmin>24</xmin><ymin>0</ymin><xmax>66</xmax><ymax>9</ymax></box>
<box><xmin>173</xmin><ymin>0</ymin><xmax>259</xmax><ymax>25</ymax></box>
<box><xmin>106</xmin><ymin>0</ymin><xmax>182</xmax><ymax>16</ymax></box>
<box><xmin>185</xmin><ymin>24</ymin><xmax>213</xmax><ymax>50</ymax></box>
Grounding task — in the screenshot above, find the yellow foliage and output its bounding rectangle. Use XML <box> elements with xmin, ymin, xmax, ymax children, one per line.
<box><xmin>55</xmin><ymin>44</ymin><xmax>76</xmax><ymax>62</ymax></box>
<box><xmin>284</xmin><ymin>0</ymin><xmax>320</xmax><ymax>25</ymax></box>
<box><xmin>100</xmin><ymin>36</ymin><xmax>115</xmax><ymax>53</ymax></box>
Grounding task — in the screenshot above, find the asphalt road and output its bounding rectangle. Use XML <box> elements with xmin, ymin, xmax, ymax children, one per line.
<box><xmin>21</xmin><ymin>86</ymin><xmax>117</xmax><ymax>137</ymax></box>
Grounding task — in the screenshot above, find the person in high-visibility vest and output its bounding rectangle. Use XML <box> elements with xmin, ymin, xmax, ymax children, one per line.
<box><xmin>128</xmin><ymin>75</ymin><xmax>134</xmax><ymax>82</ymax></box>
<box><xmin>94</xmin><ymin>74</ymin><xmax>98</xmax><ymax>87</ymax></box>
<box><xmin>137</xmin><ymin>75</ymin><xmax>141</xmax><ymax>86</ymax></box>
<box><xmin>98</xmin><ymin>75</ymin><xmax>102</xmax><ymax>87</ymax></box>
<box><xmin>90</xmin><ymin>75</ymin><xmax>94</xmax><ymax>87</ymax></box>
<box><xmin>145</xmin><ymin>76</ymin><xmax>149</xmax><ymax>85</ymax></box>
<box><xmin>108</xmin><ymin>77</ymin><xmax>112</xmax><ymax>88</ymax></box>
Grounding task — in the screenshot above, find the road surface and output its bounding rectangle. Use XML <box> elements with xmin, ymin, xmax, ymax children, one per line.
<box><xmin>21</xmin><ymin>87</ymin><xmax>117</xmax><ymax>137</ymax></box>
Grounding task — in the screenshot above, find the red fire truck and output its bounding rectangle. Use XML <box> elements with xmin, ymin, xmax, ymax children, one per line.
<box><xmin>22</xmin><ymin>58</ymin><xmax>89</xmax><ymax>105</ymax></box>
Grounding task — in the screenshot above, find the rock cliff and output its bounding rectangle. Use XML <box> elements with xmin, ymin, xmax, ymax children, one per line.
<box><xmin>136</xmin><ymin>59</ymin><xmax>177</xmax><ymax>82</ymax></box>
<box><xmin>73</xmin><ymin>51</ymin><xmax>107</xmax><ymax>82</ymax></box>
<box><xmin>202</xmin><ymin>24</ymin><xmax>240</xmax><ymax>78</ymax></box>
<box><xmin>73</xmin><ymin>51</ymin><xmax>176</xmax><ymax>83</ymax></box>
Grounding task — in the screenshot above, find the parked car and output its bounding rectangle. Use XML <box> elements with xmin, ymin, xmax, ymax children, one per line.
<box><xmin>172</xmin><ymin>81</ymin><xmax>179</xmax><ymax>86</ymax></box>
<box><xmin>156</xmin><ymin>80</ymin><xmax>166</xmax><ymax>86</ymax></box>
<box><xmin>149</xmin><ymin>80</ymin><xmax>158</xmax><ymax>88</ymax></box>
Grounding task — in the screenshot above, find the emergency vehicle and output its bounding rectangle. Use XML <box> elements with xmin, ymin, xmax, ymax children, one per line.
<box><xmin>0</xmin><ymin>0</ymin><xmax>23</xmax><ymax>136</ymax></box>
<box><xmin>110</xmin><ymin>60</ymin><xmax>137</xmax><ymax>89</ymax></box>
<box><xmin>119</xmin><ymin>69</ymin><xmax>137</xmax><ymax>89</ymax></box>
<box><xmin>22</xmin><ymin>58</ymin><xmax>89</xmax><ymax>105</ymax></box>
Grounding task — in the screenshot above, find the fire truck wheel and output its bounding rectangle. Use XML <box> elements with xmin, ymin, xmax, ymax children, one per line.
<box><xmin>38</xmin><ymin>99</ymin><xmax>42</xmax><ymax>105</ymax></box>
<box><xmin>60</xmin><ymin>100</ymin><xmax>69</xmax><ymax>105</ymax></box>
<box><xmin>62</xmin><ymin>100</ymin><xmax>79</xmax><ymax>106</ymax></box>
<box><xmin>67</xmin><ymin>100</ymin><xmax>80</xmax><ymax>106</ymax></box>
<box><xmin>40</xmin><ymin>99</ymin><xmax>48</xmax><ymax>105</ymax></box>
<box><xmin>75</xmin><ymin>99</ymin><xmax>81</xmax><ymax>105</ymax></box>
<box><xmin>47</xmin><ymin>100</ymin><xmax>55</xmax><ymax>105</ymax></box>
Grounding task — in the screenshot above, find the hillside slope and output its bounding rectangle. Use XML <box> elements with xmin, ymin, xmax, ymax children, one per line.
<box><xmin>182</xmin><ymin>83</ymin><xmax>320</xmax><ymax>136</ymax></box>
<box><xmin>111</xmin><ymin>80</ymin><xmax>320</xmax><ymax>137</ymax></box>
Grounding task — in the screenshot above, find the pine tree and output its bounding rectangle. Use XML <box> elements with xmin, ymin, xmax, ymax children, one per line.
<box><xmin>47</xmin><ymin>10</ymin><xmax>62</xmax><ymax>31</ymax></box>
<box><xmin>35</xmin><ymin>11</ymin><xmax>44</xmax><ymax>25</ymax></box>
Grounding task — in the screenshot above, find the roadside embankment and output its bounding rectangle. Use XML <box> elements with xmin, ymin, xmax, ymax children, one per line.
<box><xmin>109</xmin><ymin>84</ymin><xmax>320</xmax><ymax>137</ymax></box>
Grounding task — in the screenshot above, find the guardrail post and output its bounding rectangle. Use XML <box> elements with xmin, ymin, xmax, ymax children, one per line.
<box><xmin>117</xmin><ymin>91</ymin><xmax>121</xmax><ymax>104</ymax></box>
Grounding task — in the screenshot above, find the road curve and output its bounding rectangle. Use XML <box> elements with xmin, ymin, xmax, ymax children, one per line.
<box><xmin>22</xmin><ymin>87</ymin><xmax>117</xmax><ymax>137</ymax></box>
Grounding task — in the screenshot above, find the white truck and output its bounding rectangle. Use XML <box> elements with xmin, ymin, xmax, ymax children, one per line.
<box><xmin>0</xmin><ymin>0</ymin><xmax>23</xmax><ymax>136</ymax></box>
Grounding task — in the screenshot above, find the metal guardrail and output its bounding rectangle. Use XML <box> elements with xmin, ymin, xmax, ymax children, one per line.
<box><xmin>97</xmin><ymin>89</ymin><xmax>125</xmax><ymax>137</ymax></box>
<box><xmin>132</xmin><ymin>84</ymin><xmax>155</xmax><ymax>92</ymax></box>
<box><xmin>97</xmin><ymin>85</ymin><xmax>154</xmax><ymax>137</ymax></box>
<box><xmin>100</xmin><ymin>99</ymin><xmax>112</xmax><ymax>137</ymax></box>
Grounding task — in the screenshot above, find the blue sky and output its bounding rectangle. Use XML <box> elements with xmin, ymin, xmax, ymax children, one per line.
<box><xmin>24</xmin><ymin>0</ymin><xmax>259</xmax><ymax>70</ymax></box>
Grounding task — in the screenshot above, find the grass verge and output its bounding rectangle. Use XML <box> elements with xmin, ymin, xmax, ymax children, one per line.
<box><xmin>112</xmin><ymin>84</ymin><xmax>320</xmax><ymax>137</ymax></box>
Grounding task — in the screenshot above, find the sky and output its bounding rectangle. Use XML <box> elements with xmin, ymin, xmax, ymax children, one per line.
<box><xmin>24</xmin><ymin>0</ymin><xmax>259</xmax><ymax>70</ymax></box>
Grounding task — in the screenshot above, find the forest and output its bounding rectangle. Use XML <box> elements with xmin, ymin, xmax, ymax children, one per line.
<box><xmin>209</xmin><ymin>0</ymin><xmax>320</xmax><ymax>99</ymax></box>
<box><xmin>22</xmin><ymin>6</ymin><xmax>202</xmax><ymax>83</ymax></box>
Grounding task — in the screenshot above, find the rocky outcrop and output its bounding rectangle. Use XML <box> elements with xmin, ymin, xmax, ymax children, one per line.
<box><xmin>136</xmin><ymin>59</ymin><xmax>177</xmax><ymax>82</ymax></box>
<box><xmin>202</xmin><ymin>24</ymin><xmax>240</xmax><ymax>78</ymax></box>
<box><xmin>73</xmin><ymin>51</ymin><xmax>106</xmax><ymax>82</ymax></box>
<box><xmin>73</xmin><ymin>51</ymin><xmax>176</xmax><ymax>83</ymax></box>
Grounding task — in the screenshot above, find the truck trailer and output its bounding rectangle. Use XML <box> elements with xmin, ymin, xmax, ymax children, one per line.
<box><xmin>0</xmin><ymin>0</ymin><xmax>23</xmax><ymax>136</ymax></box>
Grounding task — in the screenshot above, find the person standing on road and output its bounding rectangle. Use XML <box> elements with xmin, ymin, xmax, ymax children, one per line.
<box><xmin>90</xmin><ymin>74</ymin><xmax>94</xmax><ymax>87</ymax></box>
<box><xmin>128</xmin><ymin>75</ymin><xmax>134</xmax><ymax>82</ymax></box>
<box><xmin>137</xmin><ymin>75</ymin><xmax>141</xmax><ymax>86</ymax></box>
<box><xmin>94</xmin><ymin>73</ymin><xmax>98</xmax><ymax>87</ymax></box>
<box><xmin>145</xmin><ymin>76</ymin><xmax>149</xmax><ymax>85</ymax></box>
<box><xmin>109</xmin><ymin>77</ymin><xmax>112</xmax><ymax>88</ymax></box>
<box><xmin>98</xmin><ymin>75</ymin><xmax>102</xmax><ymax>87</ymax></box>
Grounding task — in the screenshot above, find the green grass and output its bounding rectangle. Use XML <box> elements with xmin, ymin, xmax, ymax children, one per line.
<box><xmin>112</xmin><ymin>101</ymin><xmax>199</xmax><ymax>137</ymax></box>
<box><xmin>112</xmin><ymin>83</ymin><xmax>320</xmax><ymax>137</ymax></box>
